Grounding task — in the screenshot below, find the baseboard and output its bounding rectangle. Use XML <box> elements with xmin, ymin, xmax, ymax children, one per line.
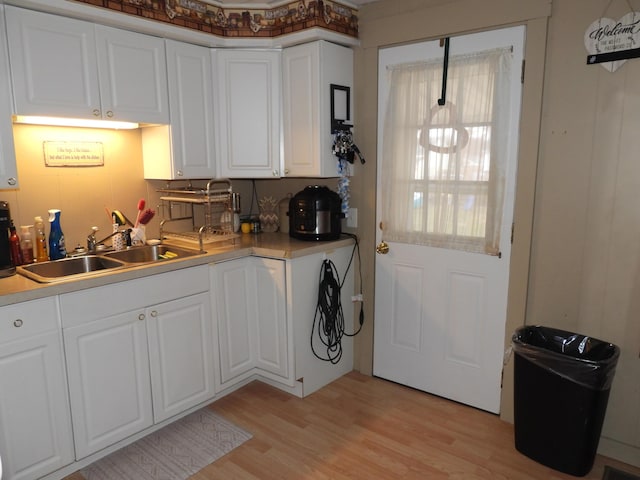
<box><xmin>599</xmin><ymin>436</ymin><xmax>640</xmax><ymax>469</ymax></box>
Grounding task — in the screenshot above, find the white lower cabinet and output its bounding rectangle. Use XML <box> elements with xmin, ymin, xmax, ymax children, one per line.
<box><xmin>0</xmin><ymin>245</ymin><xmax>354</xmax><ymax>479</ymax></box>
<box><xmin>0</xmin><ymin>297</ymin><xmax>74</xmax><ymax>480</ymax></box>
<box><xmin>147</xmin><ymin>292</ymin><xmax>214</xmax><ymax>423</ymax></box>
<box><xmin>211</xmin><ymin>246</ymin><xmax>355</xmax><ymax>397</ymax></box>
<box><xmin>287</xmin><ymin>246</ymin><xmax>355</xmax><ymax>397</ymax></box>
<box><xmin>63</xmin><ymin>308</ymin><xmax>153</xmax><ymax>459</ymax></box>
<box><xmin>211</xmin><ymin>256</ymin><xmax>289</xmax><ymax>390</ymax></box>
<box><xmin>60</xmin><ymin>265</ymin><xmax>214</xmax><ymax>459</ymax></box>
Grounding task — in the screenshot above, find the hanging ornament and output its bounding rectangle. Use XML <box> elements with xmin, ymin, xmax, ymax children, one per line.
<box><xmin>337</xmin><ymin>159</ymin><xmax>350</xmax><ymax>215</ymax></box>
<box><xmin>332</xmin><ymin>122</ymin><xmax>365</xmax><ymax>216</ymax></box>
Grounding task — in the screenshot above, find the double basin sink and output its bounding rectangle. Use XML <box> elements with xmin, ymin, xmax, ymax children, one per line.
<box><xmin>17</xmin><ymin>244</ymin><xmax>202</xmax><ymax>283</ymax></box>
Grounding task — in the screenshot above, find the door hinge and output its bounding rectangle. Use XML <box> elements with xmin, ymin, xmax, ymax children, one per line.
<box><xmin>511</xmin><ymin>222</ymin><xmax>515</xmax><ymax>244</ymax></box>
<box><xmin>521</xmin><ymin>59</ymin><xmax>525</xmax><ymax>84</ymax></box>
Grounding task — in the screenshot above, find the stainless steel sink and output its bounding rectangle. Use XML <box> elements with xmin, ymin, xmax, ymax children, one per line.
<box><xmin>18</xmin><ymin>255</ymin><xmax>127</xmax><ymax>283</ymax></box>
<box><xmin>102</xmin><ymin>244</ymin><xmax>200</xmax><ymax>264</ymax></box>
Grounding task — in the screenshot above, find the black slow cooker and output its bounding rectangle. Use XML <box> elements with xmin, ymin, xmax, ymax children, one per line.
<box><xmin>289</xmin><ymin>186</ymin><xmax>343</xmax><ymax>241</ymax></box>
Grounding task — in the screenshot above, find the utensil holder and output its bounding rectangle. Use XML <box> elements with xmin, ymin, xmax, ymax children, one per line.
<box><xmin>131</xmin><ymin>226</ymin><xmax>146</xmax><ymax>246</ymax></box>
<box><xmin>112</xmin><ymin>224</ymin><xmax>124</xmax><ymax>251</ymax></box>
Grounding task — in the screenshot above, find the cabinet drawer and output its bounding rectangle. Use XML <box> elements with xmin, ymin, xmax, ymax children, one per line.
<box><xmin>0</xmin><ymin>297</ymin><xmax>59</xmax><ymax>344</ymax></box>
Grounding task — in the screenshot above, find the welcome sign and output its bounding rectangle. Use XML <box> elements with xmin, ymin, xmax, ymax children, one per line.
<box><xmin>585</xmin><ymin>11</ymin><xmax>640</xmax><ymax>72</ymax></box>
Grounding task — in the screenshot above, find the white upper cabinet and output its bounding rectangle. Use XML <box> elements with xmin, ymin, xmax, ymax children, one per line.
<box><xmin>6</xmin><ymin>6</ymin><xmax>100</xmax><ymax>119</ymax></box>
<box><xmin>0</xmin><ymin>5</ymin><xmax>17</xmax><ymax>189</ymax></box>
<box><xmin>6</xmin><ymin>6</ymin><xmax>169</xmax><ymax>124</ymax></box>
<box><xmin>214</xmin><ymin>49</ymin><xmax>282</xmax><ymax>178</ymax></box>
<box><xmin>143</xmin><ymin>40</ymin><xmax>217</xmax><ymax>179</ymax></box>
<box><xmin>282</xmin><ymin>41</ymin><xmax>353</xmax><ymax>178</ymax></box>
<box><xmin>94</xmin><ymin>25</ymin><xmax>169</xmax><ymax>124</ymax></box>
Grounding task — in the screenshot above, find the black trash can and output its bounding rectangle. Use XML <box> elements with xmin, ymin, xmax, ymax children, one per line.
<box><xmin>512</xmin><ymin>326</ymin><xmax>620</xmax><ymax>477</ymax></box>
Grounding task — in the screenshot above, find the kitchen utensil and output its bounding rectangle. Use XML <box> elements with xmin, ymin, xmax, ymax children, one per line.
<box><xmin>138</xmin><ymin>208</ymin><xmax>155</xmax><ymax>225</ymax></box>
<box><xmin>134</xmin><ymin>199</ymin><xmax>146</xmax><ymax>227</ymax></box>
<box><xmin>112</xmin><ymin>210</ymin><xmax>134</xmax><ymax>227</ymax></box>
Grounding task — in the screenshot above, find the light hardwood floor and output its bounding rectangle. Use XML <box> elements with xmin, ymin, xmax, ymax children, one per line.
<box><xmin>198</xmin><ymin>372</ymin><xmax>639</xmax><ymax>479</ymax></box>
<box><xmin>67</xmin><ymin>371</ymin><xmax>640</xmax><ymax>479</ymax></box>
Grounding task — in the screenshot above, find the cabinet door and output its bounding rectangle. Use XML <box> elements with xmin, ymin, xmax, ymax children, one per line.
<box><xmin>64</xmin><ymin>310</ymin><xmax>153</xmax><ymax>459</ymax></box>
<box><xmin>212</xmin><ymin>257</ymin><xmax>289</xmax><ymax>389</ymax></box>
<box><xmin>282</xmin><ymin>41</ymin><xmax>353</xmax><ymax>178</ymax></box>
<box><xmin>95</xmin><ymin>25</ymin><xmax>169</xmax><ymax>124</ymax></box>
<box><xmin>0</xmin><ymin>5</ymin><xmax>17</xmax><ymax>189</ymax></box>
<box><xmin>147</xmin><ymin>292</ymin><xmax>215</xmax><ymax>423</ymax></box>
<box><xmin>5</xmin><ymin>6</ymin><xmax>101</xmax><ymax>118</ymax></box>
<box><xmin>0</xmin><ymin>322</ymin><xmax>74</xmax><ymax>480</ymax></box>
<box><xmin>213</xmin><ymin>257</ymin><xmax>254</xmax><ymax>386</ymax></box>
<box><xmin>282</xmin><ymin>42</ymin><xmax>320</xmax><ymax>177</ymax></box>
<box><xmin>145</xmin><ymin>40</ymin><xmax>217</xmax><ymax>180</ymax></box>
<box><xmin>252</xmin><ymin>257</ymin><xmax>288</xmax><ymax>379</ymax></box>
<box><xmin>215</xmin><ymin>49</ymin><xmax>282</xmax><ymax>178</ymax></box>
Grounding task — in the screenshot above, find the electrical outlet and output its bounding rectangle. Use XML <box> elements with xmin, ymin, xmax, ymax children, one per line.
<box><xmin>347</xmin><ymin>208</ymin><xmax>358</xmax><ymax>228</ymax></box>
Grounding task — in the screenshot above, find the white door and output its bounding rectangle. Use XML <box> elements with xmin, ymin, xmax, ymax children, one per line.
<box><xmin>95</xmin><ymin>24</ymin><xmax>169</xmax><ymax>124</ymax></box>
<box><xmin>252</xmin><ymin>257</ymin><xmax>288</xmax><ymax>379</ymax></box>
<box><xmin>5</xmin><ymin>6</ymin><xmax>101</xmax><ymax>118</ymax></box>
<box><xmin>64</xmin><ymin>309</ymin><xmax>153</xmax><ymax>459</ymax></box>
<box><xmin>373</xmin><ymin>27</ymin><xmax>524</xmax><ymax>414</ymax></box>
<box><xmin>164</xmin><ymin>40</ymin><xmax>217</xmax><ymax>179</ymax></box>
<box><xmin>0</xmin><ymin>331</ymin><xmax>74</xmax><ymax>480</ymax></box>
<box><xmin>213</xmin><ymin>257</ymin><xmax>254</xmax><ymax>387</ymax></box>
<box><xmin>215</xmin><ymin>49</ymin><xmax>282</xmax><ymax>178</ymax></box>
<box><xmin>147</xmin><ymin>292</ymin><xmax>215</xmax><ymax>423</ymax></box>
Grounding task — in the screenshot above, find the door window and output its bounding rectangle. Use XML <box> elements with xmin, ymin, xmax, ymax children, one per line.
<box><xmin>381</xmin><ymin>47</ymin><xmax>514</xmax><ymax>255</ymax></box>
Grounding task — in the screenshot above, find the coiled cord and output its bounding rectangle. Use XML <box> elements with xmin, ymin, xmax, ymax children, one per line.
<box><xmin>311</xmin><ymin>234</ymin><xmax>364</xmax><ymax>364</ymax></box>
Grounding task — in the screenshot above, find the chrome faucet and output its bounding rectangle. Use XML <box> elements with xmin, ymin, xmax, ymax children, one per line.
<box><xmin>87</xmin><ymin>226</ymin><xmax>132</xmax><ymax>252</ymax></box>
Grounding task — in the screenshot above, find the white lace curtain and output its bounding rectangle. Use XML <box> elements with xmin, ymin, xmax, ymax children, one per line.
<box><xmin>381</xmin><ymin>47</ymin><xmax>513</xmax><ymax>255</ymax></box>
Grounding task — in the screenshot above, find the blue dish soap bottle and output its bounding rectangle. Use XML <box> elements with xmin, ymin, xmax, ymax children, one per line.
<box><xmin>48</xmin><ymin>209</ymin><xmax>67</xmax><ymax>260</ymax></box>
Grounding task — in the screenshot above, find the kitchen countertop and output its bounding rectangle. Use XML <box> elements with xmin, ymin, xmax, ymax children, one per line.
<box><xmin>0</xmin><ymin>232</ymin><xmax>356</xmax><ymax>307</ymax></box>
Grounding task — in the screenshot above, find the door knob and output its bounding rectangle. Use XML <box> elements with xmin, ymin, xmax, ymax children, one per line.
<box><xmin>376</xmin><ymin>241</ymin><xmax>389</xmax><ymax>254</ymax></box>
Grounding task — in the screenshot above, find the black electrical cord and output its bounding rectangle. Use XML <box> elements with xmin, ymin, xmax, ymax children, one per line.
<box><xmin>311</xmin><ymin>234</ymin><xmax>364</xmax><ymax>364</ymax></box>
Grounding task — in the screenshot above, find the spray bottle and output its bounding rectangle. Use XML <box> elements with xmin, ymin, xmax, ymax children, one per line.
<box><xmin>48</xmin><ymin>209</ymin><xmax>66</xmax><ymax>260</ymax></box>
<box><xmin>34</xmin><ymin>216</ymin><xmax>48</xmax><ymax>262</ymax></box>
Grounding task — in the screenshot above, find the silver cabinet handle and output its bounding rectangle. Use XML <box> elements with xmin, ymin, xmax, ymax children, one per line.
<box><xmin>138</xmin><ymin>313</ymin><xmax>145</xmax><ymax>321</ymax></box>
<box><xmin>106</xmin><ymin>111</ymin><xmax>114</xmax><ymax>118</ymax></box>
<box><xmin>7</xmin><ymin>178</ymin><xmax>16</xmax><ymax>186</ymax></box>
<box><xmin>92</xmin><ymin>109</ymin><xmax>101</xmax><ymax>117</ymax></box>
<box><xmin>13</xmin><ymin>319</ymin><xmax>23</xmax><ymax>328</ymax></box>
<box><xmin>150</xmin><ymin>310</ymin><xmax>158</xmax><ymax>318</ymax></box>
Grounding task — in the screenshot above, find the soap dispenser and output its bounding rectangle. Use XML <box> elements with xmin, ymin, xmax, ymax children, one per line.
<box><xmin>48</xmin><ymin>209</ymin><xmax>67</xmax><ymax>260</ymax></box>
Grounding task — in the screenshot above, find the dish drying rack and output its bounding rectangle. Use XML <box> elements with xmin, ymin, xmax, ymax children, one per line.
<box><xmin>158</xmin><ymin>178</ymin><xmax>239</xmax><ymax>253</ymax></box>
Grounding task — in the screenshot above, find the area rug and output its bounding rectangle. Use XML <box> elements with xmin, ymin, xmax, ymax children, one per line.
<box><xmin>603</xmin><ymin>465</ymin><xmax>640</xmax><ymax>480</ymax></box>
<box><xmin>81</xmin><ymin>408</ymin><xmax>252</xmax><ymax>480</ymax></box>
